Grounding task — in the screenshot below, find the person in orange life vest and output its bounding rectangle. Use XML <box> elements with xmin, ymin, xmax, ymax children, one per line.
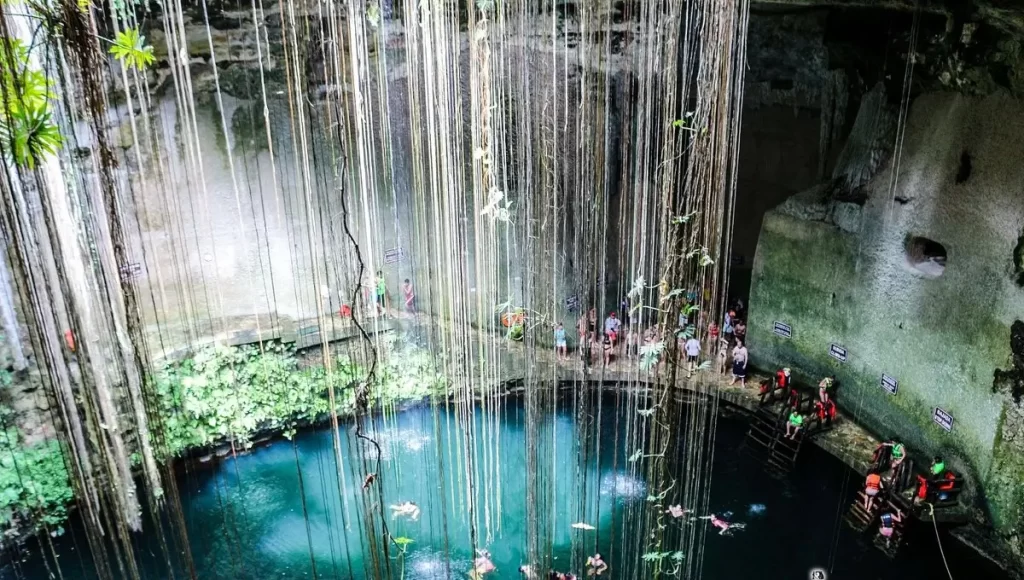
<box><xmin>339</xmin><ymin>304</ymin><xmax>352</xmax><ymax>318</ymax></box>
<box><xmin>863</xmin><ymin>470</ymin><xmax>883</xmax><ymax>511</ymax></box>
<box><xmin>64</xmin><ymin>329</ymin><xmax>76</xmax><ymax>353</ymax></box>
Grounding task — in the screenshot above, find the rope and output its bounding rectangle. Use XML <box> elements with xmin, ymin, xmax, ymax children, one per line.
<box><xmin>924</xmin><ymin>502</ymin><xmax>955</xmax><ymax>580</ymax></box>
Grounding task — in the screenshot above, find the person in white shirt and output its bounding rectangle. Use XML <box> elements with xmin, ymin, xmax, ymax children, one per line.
<box><xmin>684</xmin><ymin>336</ymin><xmax>701</xmax><ymax>373</ymax></box>
<box><xmin>604</xmin><ymin>312</ymin><xmax>622</xmax><ymax>344</ymax></box>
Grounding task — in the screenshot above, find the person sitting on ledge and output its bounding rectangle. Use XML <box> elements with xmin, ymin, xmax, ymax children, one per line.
<box><xmin>785</xmin><ymin>411</ymin><xmax>804</xmax><ymax>440</ymax></box>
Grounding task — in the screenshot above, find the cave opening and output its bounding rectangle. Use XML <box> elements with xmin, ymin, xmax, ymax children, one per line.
<box><xmin>904</xmin><ymin>236</ymin><xmax>948</xmax><ymax>278</ymax></box>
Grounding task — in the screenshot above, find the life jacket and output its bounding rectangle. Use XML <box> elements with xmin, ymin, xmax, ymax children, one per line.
<box><xmin>937</xmin><ymin>471</ymin><xmax>956</xmax><ymax>491</ymax></box>
<box><xmin>866</xmin><ymin>473</ymin><xmax>881</xmax><ymax>490</ymax></box>
<box><xmin>880</xmin><ymin>513</ymin><xmax>894</xmax><ymax>528</ymax></box>
<box><xmin>759</xmin><ymin>379</ymin><xmax>773</xmax><ymax>394</ymax></box>
<box><xmin>891</xmin><ymin>443</ymin><xmax>905</xmax><ymax>459</ymax></box>
<box><xmin>916</xmin><ymin>474</ymin><xmax>929</xmax><ymax>499</ymax></box>
<box><xmin>775</xmin><ymin>370</ymin><xmax>789</xmax><ymax>389</ymax></box>
<box><xmin>64</xmin><ymin>329</ymin><xmax>76</xmax><ymax>352</ymax></box>
<box><xmin>824</xmin><ymin>400</ymin><xmax>837</xmax><ymax>419</ymax></box>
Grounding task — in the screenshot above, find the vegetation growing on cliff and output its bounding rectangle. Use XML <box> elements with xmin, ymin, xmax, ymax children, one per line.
<box><xmin>0</xmin><ymin>341</ymin><xmax>447</xmax><ymax>535</ymax></box>
<box><xmin>0</xmin><ymin>410</ymin><xmax>72</xmax><ymax>538</ymax></box>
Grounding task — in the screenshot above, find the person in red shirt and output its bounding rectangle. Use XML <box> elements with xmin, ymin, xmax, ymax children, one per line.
<box><xmin>775</xmin><ymin>368</ymin><xmax>791</xmax><ymax>389</ymax></box>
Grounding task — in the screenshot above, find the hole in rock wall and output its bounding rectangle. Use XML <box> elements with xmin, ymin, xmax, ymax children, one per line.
<box><xmin>956</xmin><ymin>150</ymin><xmax>972</xmax><ymax>184</ymax></box>
<box><xmin>904</xmin><ymin>236</ymin><xmax>947</xmax><ymax>278</ymax></box>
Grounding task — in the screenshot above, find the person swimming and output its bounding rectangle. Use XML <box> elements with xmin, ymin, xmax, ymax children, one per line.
<box><xmin>586</xmin><ymin>553</ymin><xmax>608</xmax><ymax>576</ymax></box>
<box><xmin>469</xmin><ymin>549</ymin><xmax>496</xmax><ymax>579</ymax></box>
<box><xmin>389</xmin><ymin>501</ymin><xmax>420</xmax><ymax>521</ymax></box>
<box><xmin>699</xmin><ymin>513</ymin><xmax>746</xmax><ymax>536</ymax></box>
<box><xmin>665</xmin><ymin>505</ymin><xmax>692</xmax><ymax>519</ymax></box>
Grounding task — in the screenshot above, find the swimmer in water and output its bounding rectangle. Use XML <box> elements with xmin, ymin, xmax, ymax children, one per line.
<box><xmin>699</xmin><ymin>513</ymin><xmax>747</xmax><ymax>536</ymax></box>
<box><xmin>519</xmin><ymin>564</ymin><xmax>538</xmax><ymax>579</ymax></box>
<box><xmin>469</xmin><ymin>549</ymin><xmax>496</xmax><ymax>579</ymax></box>
<box><xmin>389</xmin><ymin>501</ymin><xmax>420</xmax><ymax>521</ymax></box>
<box><xmin>586</xmin><ymin>553</ymin><xmax>608</xmax><ymax>576</ymax></box>
<box><xmin>665</xmin><ymin>505</ymin><xmax>692</xmax><ymax>519</ymax></box>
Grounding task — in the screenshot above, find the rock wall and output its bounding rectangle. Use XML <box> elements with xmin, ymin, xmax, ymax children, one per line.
<box><xmin>748</xmin><ymin>90</ymin><xmax>1024</xmax><ymax>543</ymax></box>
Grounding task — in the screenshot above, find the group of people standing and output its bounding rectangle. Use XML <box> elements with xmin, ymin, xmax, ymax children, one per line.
<box><xmin>559</xmin><ymin>298</ymin><xmax>753</xmax><ymax>375</ymax></box>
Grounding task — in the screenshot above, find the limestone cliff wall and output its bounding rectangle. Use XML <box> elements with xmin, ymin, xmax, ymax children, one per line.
<box><xmin>748</xmin><ymin>91</ymin><xmax>1024</xmax><ymax>541</ymax></box>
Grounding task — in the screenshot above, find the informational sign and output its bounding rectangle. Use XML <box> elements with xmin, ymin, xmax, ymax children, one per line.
<box><xmin>119</xmin><ymin>262</ymin><xmax>142</xmax><ymax>280</ymax></box>
<box><xmin>565</xmin><ymin>294</ymin><xmax>580</xmax><ymax>312</ymax></box>
<box><xmin>384</xmin><ymin>247</ymin><xmax>405</xmax><ymax>264</ymax></box>
<box><xmin>880</xmin><ymin>374</ymin><xmax>898</xmax><ymax>395</ymax></box>
<box><xmin>933</xmin><ymin>407</ymin><xmax>954</xmax><ymax>432</ymax></box>
<box><xmin>773</xmin><ymin>321</ymin><xmax>792</xmax><ymax>338</ymax></box>
<box><xmin>828</xmin><ymin>343</ymin><xmax>848</xmax><ymax>363</ymax></box>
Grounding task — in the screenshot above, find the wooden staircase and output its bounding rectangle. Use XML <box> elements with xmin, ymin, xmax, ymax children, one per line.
<box><xmin>740</xmin><ymin>405</ymin><xmax>804</xmax><ymax>475</ymax></box>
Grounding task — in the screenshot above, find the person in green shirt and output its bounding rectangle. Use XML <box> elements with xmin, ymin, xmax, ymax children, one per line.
<box><xmin>930</xmin><ymin>456</ymin><xmax>945</xmax><ymax>476</ymax></box>
<box><xmin>374</xmin><ymin>270</ymin><xmax>388</xmax><ymax>317</ymax></box>
<box><xmin>785</xmin><ymin>411</ymin><xmax>804</xmax><ymax>440</ymax></box>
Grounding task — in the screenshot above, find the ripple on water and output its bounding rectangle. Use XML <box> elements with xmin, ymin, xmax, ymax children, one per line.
<box><xmin>357</xmin><ymin>427</ymin><xmax>433</xmax><ymax>461</ymax></box>
<box><xmin>405</xmin><ymin>550</ymin><xmax>470</xmax><ymax>580</ymax></box>
<box><xmin>599</xmin><ymin>472</ymin><xmax>646</xmax><ymax>499</ymax></box>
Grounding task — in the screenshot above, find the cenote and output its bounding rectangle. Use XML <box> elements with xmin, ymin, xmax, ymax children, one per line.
<box><xmin>1</xmin><ymin>392</ymin><xmax>1005</xmax><ymax>580</ymax></box>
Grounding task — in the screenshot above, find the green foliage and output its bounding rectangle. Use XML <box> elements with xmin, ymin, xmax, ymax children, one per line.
<box><xmin>0</xmin><ymin>411</ymin><xmax>72</xmax><ymax>536</ymax></box>
<box><xmin>155</xmin><ymin>342</ymin><xmax>447</xmax><ymax>456</ymax></box>
<box><xmin>155</xmin><ymin>343</ymin><xmax>353</xmax><ymax>453</ymax></box>
<box><xmin>0</xmin><ymin>342</ymin><xmax>446</xmax><ymax>534</ymax></box>
<box><xmin>0</xmin><ymin>39</ymin><xmax>61</xmax><ymax>168</ymax></box>
<box><xmin>639</xmin><ymin>341</ymin><xmax>665</xmax><ymax>371</ymax></box>
<box><xmin>109</xmin><ymin>28</ymin><xmax>155</xmax><ymax>71</ymax></box>
<box><xmin>642</xmin><ymin>551</ymin><xmax>683</xmax><ymax>562</ymax></box>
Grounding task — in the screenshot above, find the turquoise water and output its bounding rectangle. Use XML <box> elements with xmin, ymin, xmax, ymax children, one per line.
<box><xmin>1</xmin><ymin>393</ymin><xmax>1008</xmax><ymax>579</ymax></box>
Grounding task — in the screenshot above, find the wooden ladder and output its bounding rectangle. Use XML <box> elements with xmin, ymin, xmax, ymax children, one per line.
<box><xmin>741</xmin><ymin>405</ymin><xmax>804</xmax><ymax>475</ymax></box>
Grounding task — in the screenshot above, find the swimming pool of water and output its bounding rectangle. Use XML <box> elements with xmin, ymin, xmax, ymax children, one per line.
<box><xmin>1</xmin><ymin>392</ymin><xmax>1007</xmax><ymax>579</ymax></box>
